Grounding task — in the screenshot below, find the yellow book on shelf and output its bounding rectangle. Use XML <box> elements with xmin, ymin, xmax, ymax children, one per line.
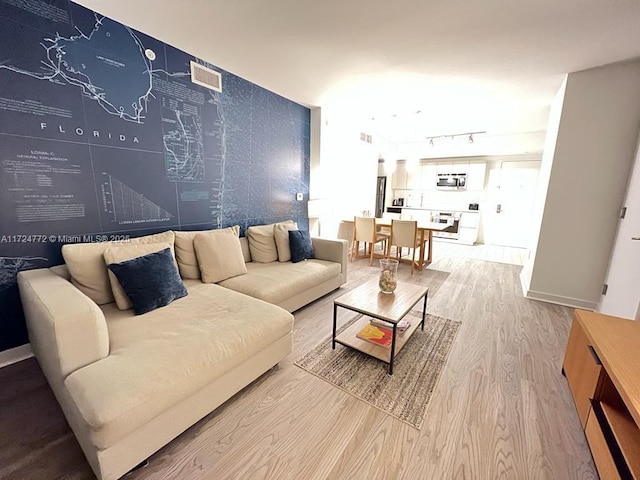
<box><xmin>356</xmin><ymin>324</ymin><xmax>393</xmax><ymax>348</ymax></box>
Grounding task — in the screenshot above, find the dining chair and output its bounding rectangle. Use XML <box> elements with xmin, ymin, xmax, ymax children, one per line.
<box><xmin>337</xmin><ymin>220</ymin><xmax>355</xmax><ymax>259</ymax></box>
<box><xmin>387</xmin><ymin>219</ymin><xmax>424</xmax><ymax>274</ymax></box>
<box><xmin>353</xmin><ymin>216</ymin><xmax>389</xmax><ymax>266</ymax></box>
<box><xmin>378</xmin><ymin>212</ymin><xmax>395</xmax><ymax>239</ymax></box>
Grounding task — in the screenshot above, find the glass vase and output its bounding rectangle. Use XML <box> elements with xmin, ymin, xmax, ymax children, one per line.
<box><xmin>379</xmin><ymin>259</ymin><xmax>399</xmax><ymax>294</ymax></box>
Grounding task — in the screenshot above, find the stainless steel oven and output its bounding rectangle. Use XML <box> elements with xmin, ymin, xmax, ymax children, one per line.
<box><xmin>432</xmin><ymin>212</ymin><xmax>460</xmax><ymax>239</ymax></box>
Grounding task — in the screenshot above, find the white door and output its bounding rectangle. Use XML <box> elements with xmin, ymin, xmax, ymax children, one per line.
<box><xmin>484</xmin><ymin>161</ymin><xmax>541</xmax><ymax>248</ymax></box>
<box><xmin>599</xmin><ymin>142</ymin><xmax>640</xmax><ymax>320</ymax></box>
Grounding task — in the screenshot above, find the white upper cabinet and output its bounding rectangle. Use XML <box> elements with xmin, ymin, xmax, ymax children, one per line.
<box><xmin>436</xmin><ymin>162</ymin><xmax>455</xmax><ymax>174</ymax></box>
<box><xmin>466</xmin><ymin>162</ymin><xmax>487</xmax><ymax>191</ymax></box>
<box><xmin>393</xmin><ymin>160</ymin><xmax>486</xmax><ymax>192</ymax></box>
<box><xmin>422</xmin><ymin>163</ymin><xmax>438</xmax><ymax>190</ymax></box>
<box><xmin>406</xmin><ymin>164</ymin><xmax>423</xmax><ymax>189</ymax></box>
<box><xmin>391</xmin><ymin>162</ymin><xmax>408</xmax><ymax>189</ymax></box>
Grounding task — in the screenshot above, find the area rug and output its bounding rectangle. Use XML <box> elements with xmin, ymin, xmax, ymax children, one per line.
<box><xmin>295</xmin><ymin>311</ymin><xmax>461</xmax><ymax>429</ymax></box>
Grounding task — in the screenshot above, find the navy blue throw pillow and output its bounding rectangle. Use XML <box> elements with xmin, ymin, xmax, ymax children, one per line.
<box><xmin>107</xmin><ymin>247</ymin><xmax>187</xmax><ymax>315</ymax></box>
<box><xmin>289</xmin><ymin>230</ymin><xmax>315</xmax><ymax>263</ymax></box>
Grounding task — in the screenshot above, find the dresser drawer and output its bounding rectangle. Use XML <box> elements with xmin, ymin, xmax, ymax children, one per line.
<box><xmin>585</xmin><ymin>407</ymin><xmax>622</xmax><ymax>480</ymax></box>
<box><xmin>563</xmin><ymin>316</ymin><xmax>606</xmax><ymax>427</ymax></box>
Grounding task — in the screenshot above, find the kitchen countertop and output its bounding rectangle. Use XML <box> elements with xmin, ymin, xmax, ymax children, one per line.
<box><xmin>399</xmin><ymin>206</ymin><xmax>481</xmax><ymax>213</ymax></box>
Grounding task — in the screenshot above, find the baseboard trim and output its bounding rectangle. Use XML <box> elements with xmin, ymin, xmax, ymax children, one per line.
<box><xmin>519</xmin><ymin>270</ymin><xmax>531</xmax><ymax>299</ymax></box>
<box><xmin>0</xmin><ymin>344</ymin><xmax>34</xmax><ymax>369</ymax></box>
<box><xmin>522</xmin><ymin>288</ymin><xmax>597</xmax><ymax>310</ymax></box>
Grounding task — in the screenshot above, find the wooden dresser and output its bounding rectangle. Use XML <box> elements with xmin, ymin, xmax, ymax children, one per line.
<box><xmin>563</xmin><ymin>309</ymin><xmax>640</xmax><ymax>479</ymax></box>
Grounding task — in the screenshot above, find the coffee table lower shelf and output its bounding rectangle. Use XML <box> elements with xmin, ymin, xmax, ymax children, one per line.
<box><xmin>331</xmin><ymin>279</ymin><xmax>428</xmax><ymax>374</ymax></box>
<box><xmin>334</xmin><ymin>314</ymin><xmax>423</xmax><ymax>364</ymax></box>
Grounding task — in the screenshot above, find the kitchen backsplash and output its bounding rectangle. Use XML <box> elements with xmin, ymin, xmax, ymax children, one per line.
<box><xmin>393</xmin><ymin>189</ymin><xmax>484</xmax><ymax>211</ymax></box>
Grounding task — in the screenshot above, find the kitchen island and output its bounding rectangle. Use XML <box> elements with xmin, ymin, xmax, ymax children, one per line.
<box><xmin>393</xmin><ymin>207</ymin><xmax>481</xmax><ymax>245</ymax></box>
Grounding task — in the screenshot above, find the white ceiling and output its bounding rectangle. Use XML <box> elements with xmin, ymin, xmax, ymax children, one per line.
<box><xmin>74</xmin><ymin>0</ymin><xmax>640</xmax><ymax>137</ymax></box>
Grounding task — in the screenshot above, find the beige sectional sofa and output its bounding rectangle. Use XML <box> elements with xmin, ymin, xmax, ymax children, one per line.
<box><xmin>222</xmin><ymin>236</ymin><xmax>345</xmax><ymax>312</ymax></box>
<box><xmin>17</xmin><ymin>226</ymin><xmax>347</xmax><ymax>480</ymax></box>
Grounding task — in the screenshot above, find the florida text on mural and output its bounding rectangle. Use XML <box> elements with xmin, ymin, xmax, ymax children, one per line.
<box><xmin>39</xmin><ymin>123</ymin><xmax>140</xmax><ymax>143</ymax></box>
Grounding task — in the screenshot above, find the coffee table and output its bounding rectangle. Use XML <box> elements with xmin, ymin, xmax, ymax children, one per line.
<box><xmin>332</xmin><ymin>278</ymin><xmax>429</xmax><ymax>374</ymax></box>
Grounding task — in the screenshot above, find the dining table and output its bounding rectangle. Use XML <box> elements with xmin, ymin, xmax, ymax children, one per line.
<box><xmin>343</xmin><ymin>219</ymin><xmax>449</xmax><ymax>270</ymax></box>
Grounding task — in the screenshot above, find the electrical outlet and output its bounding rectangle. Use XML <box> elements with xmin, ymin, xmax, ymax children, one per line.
<box><xmin>296</xmin><ymin>192</ymin><xmax>303</xmax><ymax>201</ymax></box>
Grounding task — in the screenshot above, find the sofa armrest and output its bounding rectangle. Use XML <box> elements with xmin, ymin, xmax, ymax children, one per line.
<box><xmin>17</xmin><ymin>268</ymin><xmax>109</xmax><ymax>380</ymax></box>
<box><xmin>312</xmin><ymin>237</ymin><xmax>348</xmax><ymax>284</ymax></box>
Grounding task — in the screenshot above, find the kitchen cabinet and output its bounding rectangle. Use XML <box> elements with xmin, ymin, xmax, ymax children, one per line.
<box><xmin>401</xmin><ymin>208</ymin><xmax>430</xmax><ymax>222</ymax></box>
<box><xmin>391</xmin><ymin>163</ymin><xmax>408</xmax><ymax>189</ymax></box>
<box><xmin>458</xmin><ymin>212</ymin><xmax>480</xmax><ymax>245</ymax></box>
<box><xmin>437</xmin><ymin>161</ymin><xmax>468</xmax><ymax>175</ymax></box>
<box><xmin>406</xmin><ymin>165</ymin><xmax>423</xmax><ymax>189</ymax></box>
<box><xmin>466</xmin><ymin>162</ymin><xmax>487</xmax><ymax>191</ymax></box>
<box><xmin>436</xmin><ymin>162</ymin><xmax>455</xmax><ymax>175</ymax></box>
<box><xmin>422</xmin><ymin>164</ymin><xmax>438</xmax><ymax>190</ymax></box>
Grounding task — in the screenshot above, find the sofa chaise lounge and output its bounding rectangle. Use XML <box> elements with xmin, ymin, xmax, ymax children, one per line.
<box><xmin>17</xmin><ymin>225</ymin><xmax>347</xmax><ymax>480</ymax></box>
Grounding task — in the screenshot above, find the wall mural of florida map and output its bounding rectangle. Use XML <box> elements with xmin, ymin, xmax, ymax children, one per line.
<box><xmin>0</xmin><ymin>0</ymin><xmax>311</xmax><ymax>352</ymax></box>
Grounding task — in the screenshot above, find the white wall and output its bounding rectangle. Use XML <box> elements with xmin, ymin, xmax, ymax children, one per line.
<box><xmin>311</xmin><ymin>107</ymin><xmax>379</xmax><ymax>238</ymax></box>
<box><xmin>308</xmin><ymin>108</ymin><xmax>323</xmax><ymax>235</ymax></box>
<box><xmin>522</xmin><ymin>60</ymin><xmax>640</xmax><ymax>309</ymax></box>
<box><xmin>520</xmin><ymin>79</ymin><xmax>566</xmax><ymax>292</ymax></box>
<box><xmin>309</xmin><ymin>108</ymin><xmax>322</xmax><ymax>200</ymax></box>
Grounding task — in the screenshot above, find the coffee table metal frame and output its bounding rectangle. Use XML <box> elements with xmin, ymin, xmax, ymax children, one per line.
<box><xmin>332</xmin><ymin>280</ymin><xmax>429</xmax><ymax>374</ymax></box>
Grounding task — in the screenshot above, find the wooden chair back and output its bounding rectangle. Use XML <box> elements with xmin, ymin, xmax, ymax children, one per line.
<box><xmin>337</xmin><ymin>221</ymin><xmax>354</xmax><ymax>254</ymax></box>
<box><xmin>390</xmin><ymin>220</ymin><xmax>417</xmax><ymax>248</ymax></box>
<box><xmin>354</xmin><ymin>216</ymin><xmax>376</xmax><ymax>242</ymax></box>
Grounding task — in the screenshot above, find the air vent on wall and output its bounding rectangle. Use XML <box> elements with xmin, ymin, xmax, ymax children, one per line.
<box><xmin>190</xmin><ymin>61</ymin><xmax>222</xmax><ymax>92</ymax></box>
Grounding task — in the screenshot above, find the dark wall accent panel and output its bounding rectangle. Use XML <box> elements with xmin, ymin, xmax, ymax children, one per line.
<box><xmin>0</xmin><ymin>0</ymin><xmax>310</xmax><ymax>352</ymax></box>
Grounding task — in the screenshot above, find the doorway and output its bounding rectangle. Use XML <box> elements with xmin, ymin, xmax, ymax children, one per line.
<box><xmin>484</xmin><ymin>160</ymin><xmax>541</xmax><ymax>248</ymax></box>
<box><xmin>599</xmin><ymin>139</ymin><xmax>640</xmax><ymax>320</ymax></box>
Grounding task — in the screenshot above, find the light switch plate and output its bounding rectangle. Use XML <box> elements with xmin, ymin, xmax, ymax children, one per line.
<box><xmin>296</xmin><ymin>192</ymin><xmax>303</xmax><ymax>201</ymax></box>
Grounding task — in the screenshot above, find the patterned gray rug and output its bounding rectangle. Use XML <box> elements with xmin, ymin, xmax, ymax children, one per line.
<box><xmin>295</xmin><ymin>310</ymin><xmax>461</xmax><ymax>429</ymax></box>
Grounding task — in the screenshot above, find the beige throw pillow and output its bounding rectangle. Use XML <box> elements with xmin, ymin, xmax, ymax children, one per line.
<box><xmin>193</xmin><ymin>225</ymin><xmax>247</xmax><ymax>283</ymax></box>
<box><xmin>239</xmin><ymin>237</ymin><xmax>252</xmax><ymax>263</ymax></box>
<box><xmin>174</xmin><ymin>230</ymin><xmax>207</xmax><ymax>279</ymax></box>
<box><xmin>246</xmin><ymin>220</ymin><xmax>295</xmax><ymax>263</ymax></box>
<box><xmin>274</xmin><ymin>222</ymin><xmax>298</xmax><ymax>262</ymax></box>
<box><xmin>103</xmin><ymin>243</ymin><xmax>174</xmax><ymax>310</ymax></box>
<box><xmin>62</xmin><ymin>230</ymin><xmax>175</xmax><ymax>305</ymax></box>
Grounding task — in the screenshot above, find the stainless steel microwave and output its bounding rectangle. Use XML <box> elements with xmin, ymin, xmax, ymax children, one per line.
<box><xmin>436</xmin><ymin>173</ymin><xmax>466</xmax><ymax>189</ymax></box>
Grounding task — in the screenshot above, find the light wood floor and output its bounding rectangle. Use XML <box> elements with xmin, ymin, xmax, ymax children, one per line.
<box><xmin>433</xmin><ymin>240</ymin><xmax>528</xmax><ymax>266</ymax></box>
<box><xmin>0</xmin><ymin>253</ymin><xmax>597</xmax><ymax>480</ymax></box>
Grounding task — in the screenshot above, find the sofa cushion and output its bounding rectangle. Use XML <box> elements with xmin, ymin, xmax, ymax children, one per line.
<box><xmin>64</xmin><ymin>283</ymin><xmax>293</xmax><ymax>450</ymax></box>
<box><xmin>193</xmin><ymin>226</ymin><xmax>247</xmax><ymax>283</ymax></box>
<box><xmin>174</xmin><ymin>230</ymin><xmax>206</xmax><ymax>279</ymax></box>
<box><xmin>103</xmin><ymin>242</ymin><xmax>173</xmax><ymax>310</ymax></box>
<box><xmin>274</xmin><ymin>222</ymin><xmax>298</xmax><ymax>262</ymax></box>
<box><xmin>107</xmin><ymin>248</ymin><xmax>187</xmax><ymax>315</ymax></box>
<box><xmin>219</xmin><ymin>259</ymin><xmax>340</xmax><ymax>306</ymax></box>
<box><xmin>289</xmin><ymin>230</ymin><xmax>315</xmax><ymax>263</ymax></box>
<box><xmin>61</xmin><ymin>231</ymin><xmax>175</xmax><ymax>305</ymax></box>
<box><xmin>246</xmin><ymin>221</ymin><xmax>294</xmax><ymax>263</ymax></box>
<box><xmin>239</xmin><ymin>237</ymin><xmax>252</xmax><ymax>263</ymax></box>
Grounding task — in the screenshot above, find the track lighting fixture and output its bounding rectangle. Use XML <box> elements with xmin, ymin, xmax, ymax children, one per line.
<box><xmin>425</xmin><ymin>131</ymin><xmax>485</xmax><ymax>146</ymax></box>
